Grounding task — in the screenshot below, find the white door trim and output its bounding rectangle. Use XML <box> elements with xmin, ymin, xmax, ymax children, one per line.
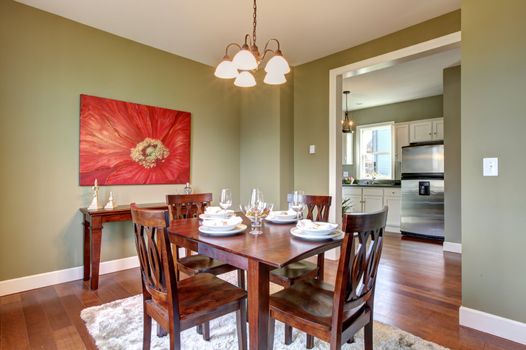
<box><xmin>443</xmin><ymin>241</ymin><xmax>462</xmax><ymax>254</ymax></box>
<box><xmin>327</xmin><ymin>31</ymin><xmax>461</xmax><ymax>261</ymax></box>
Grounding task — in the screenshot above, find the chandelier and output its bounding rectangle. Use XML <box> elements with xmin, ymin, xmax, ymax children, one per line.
<box><xmin>214</xmin><ymin>0</ymin><xmax>290</xmax><ymax>87</ymax></box>
<box><xmin>342</xmin><ymin>91</ymin><xmax>355</xmax><ymax>133</ymax></box>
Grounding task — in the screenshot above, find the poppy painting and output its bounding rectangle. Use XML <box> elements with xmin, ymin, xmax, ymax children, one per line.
<box><xmin>79</xmin><ymin>95</ymin><xmax>191</xmax><ymax>185</ymax></box>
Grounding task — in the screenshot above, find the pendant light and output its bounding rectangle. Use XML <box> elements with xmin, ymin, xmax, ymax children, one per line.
<box><xmin>214</xmin><ymin>0</ymin><xmax>290</xmax><ymax>87</ymax></box>
<box><xmin>342</xmin><ymin>91</ymin><xmax>355</xmax><ymax>133</ymax></box>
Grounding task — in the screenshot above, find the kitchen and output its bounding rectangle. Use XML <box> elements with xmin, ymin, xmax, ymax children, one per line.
<box><xmin>340</xmin><ymin>46</ymin><xmax>461</xmax><ymax>248</ymax></box>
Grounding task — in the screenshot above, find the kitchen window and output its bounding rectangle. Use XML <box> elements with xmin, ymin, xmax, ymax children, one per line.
<box><xmin>356</xmin><ymin>122</ymin><xmax>395</xmax><ymax>180</ymax></box>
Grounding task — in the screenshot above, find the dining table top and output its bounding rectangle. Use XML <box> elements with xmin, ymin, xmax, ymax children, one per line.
<box><xmin>167</xmin><ymin>214</ymin><xmax>342</xmax><ymax>268</ymax></box>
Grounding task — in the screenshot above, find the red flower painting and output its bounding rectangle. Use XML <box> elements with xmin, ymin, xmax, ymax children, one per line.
<box><xmin>79</xmin><ymin>95</ymin><xmax>191</xmax><ymax>185</ymax></box>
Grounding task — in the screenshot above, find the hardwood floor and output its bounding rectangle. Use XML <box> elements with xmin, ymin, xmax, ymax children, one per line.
<box><xmin>1</xmin><ymin>235</ymin><xmax>524</xmax><ymax>350</ymax></box>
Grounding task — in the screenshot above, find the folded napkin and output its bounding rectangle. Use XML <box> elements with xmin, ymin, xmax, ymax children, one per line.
<box><xmin>268</xmin><ymin>209</ymin><xmax>297</xmax><ymax>219</ymax></box>
<box><xmin>297</xmin><ymin>219</ymin><xmax>338</xmax><ymax>232</ymax></box>
<box><xmin>205</xmin><ymin>206</ymin><xmax>222</xmax><ymax>214</ymax></box>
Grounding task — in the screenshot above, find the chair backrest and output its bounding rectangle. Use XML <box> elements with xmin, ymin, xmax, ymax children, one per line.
<box><xmin>331</xmin><ymin>207</ymin><xmax>388</xmax><ymax>329</ymax></box>
<box><xmin>130</xmin><ymin>204</ymin><xmax>179</xmax><ymax>314</ymax></box>
<box><xmin>166</xmin><ymin>193</ymin><xmax>213</xmax><ymax>221</ymax></box>
<box><xmin>287</xmin><ymin>194</ymin><xmax>332</xmax><ymax>222</ymax></box>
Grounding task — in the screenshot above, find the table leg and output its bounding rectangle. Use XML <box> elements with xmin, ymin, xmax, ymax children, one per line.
<box><xmin>247</xmin><ymin>259</ymin><xmax>271</xmax><ymax>350</ymax></box>
<box><xmin>317</xmin><ymin>252</ymin><xmax>325</xmax><ymax>280</ymax></box>
<box><xmin>90</xmin><ymin>217</ymin><xmax>102</xmax><ymax>290</ymax></box>
<box><xmin>83</xmin><ymin>219</ymin><xmax>91</xmax><ymax>281</ymax></box>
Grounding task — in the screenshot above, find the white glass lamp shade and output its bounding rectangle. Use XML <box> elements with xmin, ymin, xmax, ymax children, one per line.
<box><xmin>264</xmin><ymin>54</ymin><xmax>290</xmax><ymax>74</ymax></box>
<box><xmin>232</xmin><ymin>49</ymin><xmax>258</xmax><ymax>70</ymax></box>
<box><xmin>234</xmin><ymin>71</ymin><xmax>256</xmax><ymax>87</ymax></box>
<box><xmin>214</xmin><ymin>59</ymin><xmax>238</xmax><ymax>79</ymax></box>
<box><xmin>263</xmin><ymin>71</ymin><xmax>286</xmax><ymax>85</ymax></box>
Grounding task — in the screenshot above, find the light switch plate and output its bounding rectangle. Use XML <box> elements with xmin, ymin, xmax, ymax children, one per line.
<box><xmin>483</xmin><ymin>157</ymin><xmax>498</xmax><ymax>176</ymax></box>
<box><xmin>309</xmin><ymin>145</ymin><xmax>316</xmax><ymax>154</ymax></box>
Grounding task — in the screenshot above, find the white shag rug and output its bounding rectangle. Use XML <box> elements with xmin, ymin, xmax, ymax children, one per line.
<box><xmin>81</xmin><ymin>273</ymin><xmax>448</xmax><ymax>350</ymax></box>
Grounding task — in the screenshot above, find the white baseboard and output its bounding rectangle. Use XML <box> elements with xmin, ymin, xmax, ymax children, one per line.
<box><xmin>443</xmin><ymin>241</ymin><xmax>462</xmax><ymax>254</ymax></box>
<box><xmin>0</xmin><ymin>256</ymin><xmax>139</xmax><ymax>297</ymax></box>
<box><xmin>460</xmin><ymin>306</ymin><xmax>526</xmax><ymax>345</ymax></box>
<box><xmin>386</xmin><ymin>226</ymin><xmax>401</xmax><ymax>234</ymax></box>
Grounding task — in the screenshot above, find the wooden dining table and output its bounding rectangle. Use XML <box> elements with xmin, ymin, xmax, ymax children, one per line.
<box><xmin>167</xmin><ymin>214</ymin><xmax>342</xmax><ymax>350</ymax></box>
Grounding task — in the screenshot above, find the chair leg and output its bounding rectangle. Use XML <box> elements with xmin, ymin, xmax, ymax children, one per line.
<box><xmin>196</xmin><ymin>324</ymin><xmax>203</xmax><ymax>334</ymax></box>
<box><xmin>268</xmin><ymin>317</ymin><xmax>276</xmax><ymax>350</ymax></box>
<box><xmin>306</xmin><ymin>334</ymin><xmax>315</xmax><ymax>349</ymax></box>
<box><xmin>237</xmin><ymin>269</ymin><xmax>246</xmax><ymax>289</ymax></box>
<box><xmin>143</xmin><ymin>309</ymin><xmax>152</xmax><ymax>350</ymax></box>
<box><xmin>284</xmin><ymin>324</ymin><xmax>293</xmax><ymax>345</ymax></box>
<box><xmin>236</xmin><ymin>300</ymin><xmax>248</xmax><ymax>350</ymax></box>
<box><xmin>364</xmin><ymin>321</ymin><xmax>373</xmax><ymax>350</ymax></box>
<box><xmin>157</xmin><ymin>324</ymin><xmax>168</xmax><ymax>337</ymax></box>
<box><xmin>202</xmin><ymin>322</ymin><xmax>210</xmax><ymax>341</ymax></box>
<box><xmin>347</xmin><ymin>336</ymin><xmax>355</xmax><ymax>343</ymax></box>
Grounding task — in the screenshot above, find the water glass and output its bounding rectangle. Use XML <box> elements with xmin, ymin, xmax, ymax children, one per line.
<box><xmin>290</xmin><ymin>190</ymin><xmax>305</xmax><ymax>220</ymax></box>
<box><xmin>219</xmin><ymin>188</ymin><xmax>232</xmax><ymax>211</ymax></box>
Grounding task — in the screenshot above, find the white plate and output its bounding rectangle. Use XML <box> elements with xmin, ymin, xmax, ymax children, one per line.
<box><xmin>268</xmin><ymin>210</ymin><xmax>297</xmax><ymax>220</ymax></box>
<box><xmin>199</xmin><ymin>224</ymin><xmax>247</xmax><ymax>236</ymax></box>
<box><xmin>201</xmin><ymin>216</ymin><xmax>243</xmax><ymax>231</ymax></box>
<box><xmin>290</xmin><ymin>227</ymin><xmax>343</xmax><ymax>241</ymax></box>
<box><xmin>199</xmin><ymin>210</ymin><xmax>234</xmax><ymax>220</ymax></box>
<box><xmin>265</xmin><ymin>216</ymin><xmax>298</xmax><ymax>224</ymax></box>
<box><xmin>296</xmin><ymin>220</ymin><xmax>339</xmax><ymax>235</ymax></box>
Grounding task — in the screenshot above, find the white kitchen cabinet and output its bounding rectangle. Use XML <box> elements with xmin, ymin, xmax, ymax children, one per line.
<box><xmin>363</xmin><ymin>195</ymin><xmax>384</xmax><ymax>213</ymax></box>
<box><xmin>384</xmin><ymin>188</ymin><xmax>401</xmax><ymax>229</ymax></box>
<box><xmin>342</xmin><ymin>187</ymin><xmax>401</xmax><ymax>232</ymax></box>
<box><xmin>433</xmin><ymin>119</ymin><xmax>444</xmax><ymax>140</ymax></box>
<box><xmin>408</xmin><ymin>118</ymin><xmax>443</xmax><ymax>143</ymax></box>
<box><xmin>395</xmin><ymin>123</ymin><xmax>410</xmax><ymax>162</ymax></box>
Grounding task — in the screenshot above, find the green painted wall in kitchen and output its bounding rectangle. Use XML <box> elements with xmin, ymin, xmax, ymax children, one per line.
<box><xmin>443</xmin><ymin>66</ymin><xmax>461</xmax><ymax>244</ymax></box>
<box><xmin>0</xmin><ymin>1</ymin><xmax>241</xmax><ymax>280</ymax></box>
<box><xmin>293</xmin><ymin>10</ymin><xmax>461</xmax><ymax>194</ymax></box>
<box><xmin>461</xmin><ymin>0</ymin><xmax>526</xmax><ymax>322</ymax></box>
<box><xmin>342</xmin><ymin>94</ymin><xmax>444</xmax><ymax>179</ymax></box>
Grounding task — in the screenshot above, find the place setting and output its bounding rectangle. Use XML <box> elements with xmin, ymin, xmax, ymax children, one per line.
<box><xmin>198</xmin><ymin>188</ymin><xmax>247</xmax><ymax>236</ymax></box>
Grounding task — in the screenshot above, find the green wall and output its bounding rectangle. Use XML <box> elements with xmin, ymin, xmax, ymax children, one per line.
<box><xmin>343</xmin><ymin>95</ymin><xmax>444</xmax><ymax>178</ymax></box>
<box><xmin>293</xmin><ymin>10</ymin><xmax>461</xmax><ymax>194</ymax></box>
<box><xmin>0</xmin><ymin>1</ymin><xmax>241</xmax><ymax>280</ymax></box>
<box><xmin>462</xmin><ymin>0</ymin><xmax>526</xmax><ymax>323</ymax></box>
<box><xmin>443</xmin><ymin>66</ymin><xmax>461</xmax><ymax>244</ymax></box>
<box><xmin>239</xmin><ymin>71</ymin><xmax>294</xmax><ymax>210</ymax></box>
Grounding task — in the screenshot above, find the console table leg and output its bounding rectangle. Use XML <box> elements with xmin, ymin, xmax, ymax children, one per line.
<box><xmin>90</xmin><ymin>218</ymin><xmax>102</xmax><ymax>290</ymax></box>
<box><xmin>83</xmin><ymin>219</ymin><xmax>91</xmax><ymax>281</ymax></box>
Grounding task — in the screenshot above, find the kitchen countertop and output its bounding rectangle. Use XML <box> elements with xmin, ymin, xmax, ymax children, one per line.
<box><xmin>342</xmin><ymin>182</ymin><xmax>401</xmax><ymax>188</ymax></box>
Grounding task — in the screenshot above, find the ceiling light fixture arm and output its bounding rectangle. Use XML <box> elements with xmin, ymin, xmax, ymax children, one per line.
<box><xmin>224</xmin><ymin>43</ymin><xmax>242</xmax><ymax>58</ymax></box>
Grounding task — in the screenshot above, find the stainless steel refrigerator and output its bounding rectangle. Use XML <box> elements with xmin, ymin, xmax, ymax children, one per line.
<box><xmin>401</xmin><ymin>142</ymin><xmax>444</xmax><ymax>240</ymax></box>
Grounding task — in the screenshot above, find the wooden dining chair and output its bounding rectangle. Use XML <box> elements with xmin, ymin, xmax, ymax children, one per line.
<box><xmin>166</xmin><ymin>193</ymin><xmax>245</xmax><ymax>340</ymax></box>
<box><xmin>268</xmin><ymin>207</ymin><xmax>388</xmax><ymax>350</ymax></box>
<box><xmin>269</xmin><ymin>194</ymin><xmax>331</xmax><ymax>345</ymax></box>
<box><xmin>130</xmin><ymin>204</ymin><xmax>247</xmax><ymax>350</ymax></box>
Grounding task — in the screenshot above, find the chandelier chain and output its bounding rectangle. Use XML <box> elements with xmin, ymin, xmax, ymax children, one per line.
<box><xmin>252</xmin><ymin>0</ymin><xmax>257</xmax><ymax>45</ymax></box>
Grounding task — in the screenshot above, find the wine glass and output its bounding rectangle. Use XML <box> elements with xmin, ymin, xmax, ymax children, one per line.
<box><xmin>242</xmin><ymin>201</ymin><xmax>273</xmax><ymax>235</ymax></box>
<box><xmin>219</xmin><ymin>188</ymin><xmax>232</xmax><ymax>212</ymax></box>
<box><xmin>290</xmin><ymin>190</ymin><xmax>305</xmax><ymax>221</ymax></box>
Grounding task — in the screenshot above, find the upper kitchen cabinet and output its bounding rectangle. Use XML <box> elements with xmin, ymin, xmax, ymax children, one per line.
<box><xmin>409</xmin><ymin>118</ymin><xmax>443</xmax><ymax>143</ymax></box>
<box><xmin>395</xmin><ymin>123</ymin><xmax>410</xmax><ymax>162</ymax></box>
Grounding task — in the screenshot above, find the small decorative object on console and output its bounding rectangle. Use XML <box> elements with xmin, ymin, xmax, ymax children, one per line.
<box><xmin>104</xmin><ymin>191</ymin><xmax>116</xmax><ymax>210</ymax></box>
<box><xmin>87</xmin><ymin>179</ymin><xmax>101</xmax><ymax>210</ymax></box>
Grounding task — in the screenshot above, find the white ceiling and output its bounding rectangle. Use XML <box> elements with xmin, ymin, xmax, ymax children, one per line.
<box><xmin>16</xmin><ymin>0</ymin><xmax>459</xmax><ymax>67</ymax></box>
<box><xmin>342</xmin><ymin>47</ymin><xmax>461</xmax><ymax>111</ymax></box>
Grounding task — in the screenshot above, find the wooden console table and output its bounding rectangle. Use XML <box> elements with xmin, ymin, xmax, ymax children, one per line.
<box><xmin>80</xmin><ymin>203</ymin><xmax>167</xmax><ymax>290</ymax></box>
